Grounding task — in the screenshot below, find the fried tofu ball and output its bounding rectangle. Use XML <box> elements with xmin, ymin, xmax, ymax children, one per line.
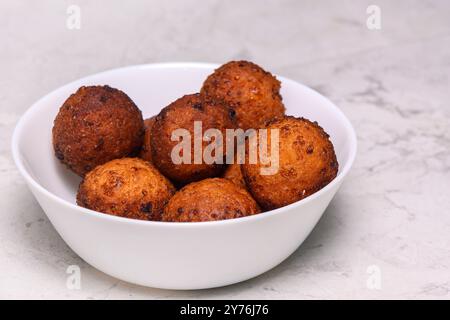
<box><xmin>200</xmin><ymin>60</ymin><xmax>285</xmax><ymax>130</ymax></box>
<box><xmin>139</xmin><ymin>116</ymin><xmax>156</xmax><ymax>163</ymax></box>
<box><xmin>242</xmin><ymin>116</ymin><xmax>338</xmax><ymax>210</ymax></box>
<box><xmin>151</xmin><ymin>93</ymin><xmax>236</xmax><ymax>185</ymax></box>
<box><xmin>162</xmin><ymin>178</ymin><xmax>260</xmax><ymax>222</ymax></box>
<box><xmin>53</xmin><ymin>85</ymin><xmax>144</xmax><ymax>176</ymax></box>
<box><xmin>77</xmin><ymin>158</ymin><xmax>175</xmax><ymax>221</ymax></box>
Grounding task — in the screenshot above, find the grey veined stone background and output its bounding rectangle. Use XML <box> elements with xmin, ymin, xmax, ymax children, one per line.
<box><xmin>1</xmin><ymin>0</ymin><xmax>450</xmax><ymax>299</ymax></box>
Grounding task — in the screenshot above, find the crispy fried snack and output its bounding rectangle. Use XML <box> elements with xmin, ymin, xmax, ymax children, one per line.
<box><xmin>222</xmin><ymin>163</ymin><xmax>246</xmax><ymax>190</ymax></box>
<box><xmin>77</xmin><ymin>158</ymin><xmax>175</xmax><ymax>221</ymax></box>
<box><xmin>150</xmin><ymin>93</ymin><xmax>235</xmax><ymax>185</ymax></box>
<box><xmin>200</xmin><ymin>60</ymin><xmax>285</xmax><ymax>130</ymax></box>
<box><xmin>139</xmin><ymin>116</ymin><xmax>156</xmax><ymax>163</ymax></box>
<box><xmin>162</xmin><ymin>178</ymin><xmax>260</xmax><ymax>222</ymax></box>
<box><xmin>53</xmin><ymin>85</ymin><xmax>144</xmax><ymax>176</ymax></box>
<box><xmin>242</xmin><ymin>116</ymin><xmax>338</xmax><ymax>210</ymax></box>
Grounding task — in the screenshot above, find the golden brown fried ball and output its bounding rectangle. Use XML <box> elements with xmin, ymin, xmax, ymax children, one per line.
<box><xmin>222</xmin><ymin>162</ymin><xmax>246</xmax><ymax>190</ymax></box>
<box><xmin>53</xmin><ymin>85</ymin><xmax>144</xmax><ymax>176</ymax></box>
<box><xmin>139</xmin><ymin>116</ymin><xmax>156</xmax><ymax>163</ymax></box>
<box><xmin>242</xmin><ymin>116</ymin><xmax>338</xmax><ymax>210</ymax></box>
<box><xmin>77</xmin><ymin>158</ymin><xmax>175</xmax><ymax>221</ymax></box>
<box><xmin>151</xmin><ymin>93</ymin><xmax>236</xmax><ymax>185</ymax></box>
<box><xmin>162</xmin><ymin>178</ymin><xmax>260</xmax><ymax>222</ymax></box>
<box><xmin>200</xmin><ymin>60</ymin><xmax>285</xmax><ymax>130</ymax></box>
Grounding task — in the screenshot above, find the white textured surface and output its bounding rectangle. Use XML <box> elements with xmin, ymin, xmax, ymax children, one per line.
<box><xmin>1</xmin><ymin>0</ymin><xmax>450</xmax><ymax>299</ymax></box>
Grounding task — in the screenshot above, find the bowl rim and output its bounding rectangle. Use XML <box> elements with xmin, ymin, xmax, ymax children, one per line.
<box><xmin>11</xmin><ymin>62</ymin><xmax>357</xmax><ymax>228</ymax></box>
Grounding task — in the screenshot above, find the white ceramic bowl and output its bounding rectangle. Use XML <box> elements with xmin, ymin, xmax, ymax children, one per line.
<box><xmin>12</xmin><ymin>63</ymin><xmax>356</xmax><ymax>290</ymax></box>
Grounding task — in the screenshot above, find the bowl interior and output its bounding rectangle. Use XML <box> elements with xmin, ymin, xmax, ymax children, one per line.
<box><xmin>13</xmin><ymin>63</ymin><xmax>356</xmax><ymax>207</ymax></box>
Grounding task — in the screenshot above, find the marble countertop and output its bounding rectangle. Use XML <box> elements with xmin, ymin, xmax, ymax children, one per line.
<box><xmin>1</xmin><ymin>0</ymin><xmax>449</xmax><ymax>299</ymax></box>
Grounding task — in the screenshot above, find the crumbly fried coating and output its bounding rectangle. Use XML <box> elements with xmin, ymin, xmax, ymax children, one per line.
<box><xmin>200</xmin><ymin>60</ymin><xmax>285</xmax><ymax>130</ymax></box>
<box><xmin>242</xmin><ymin>116</ymin><xmax>338</xmax><ymax>210</ymax></box>
<box><xmin>162</xmin><ymin>178</ymin><xmax>260</xmax><ymax>222</ymax></box>
<box><xmin>77</xmin><ymin>158</ymin><xmax>176</xmax><ymax>221</ymax></box>
<box><xmin>222</xmin><ymin>163</ymin><xmax>246</xmax><ymax>190</ymax></box>
<box><xmin>150</xmin><ymin>93</ymin><xmax>236</xmax><ymax>185</ymax></box>
<box><xmin>139</xmin><ymin>116</ymin><xmax>156</xmax><ymax>163</ymax></box>
<box><xmin>52</xmin><ymin>85</ymin><xmax>144</xmax><ymax>176</ymax></box>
